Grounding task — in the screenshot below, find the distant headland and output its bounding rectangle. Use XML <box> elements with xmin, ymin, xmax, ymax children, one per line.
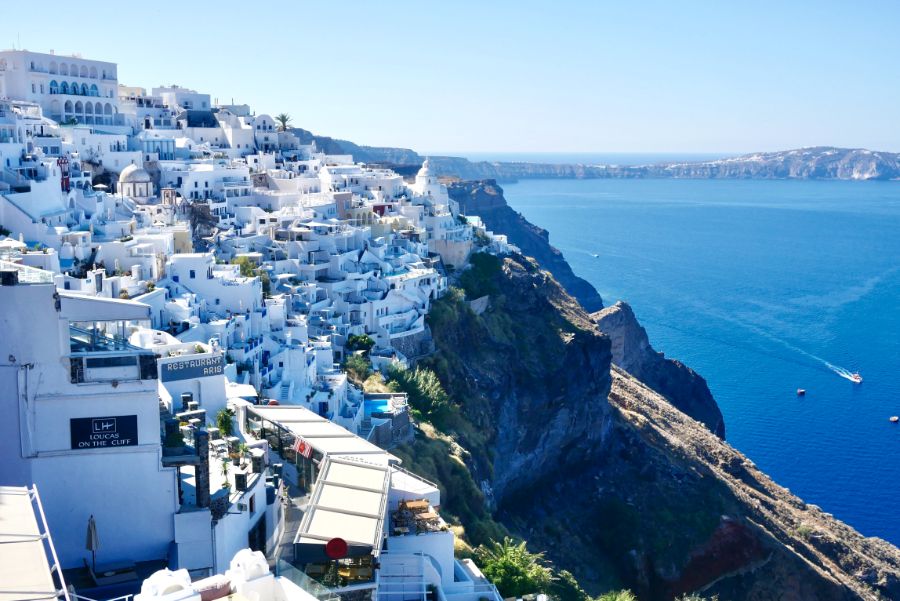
<box><xmin>289</xmin><ymin>129</ymin><xmax>900</xmax><ymax>182</ymax></box>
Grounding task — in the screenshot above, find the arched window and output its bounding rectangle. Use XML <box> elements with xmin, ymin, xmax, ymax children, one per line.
<box><xmin>49</xmin><ymin>62</ymin><xmax>57</xmax><ymax>74</ymax></box>
<box><xmin>104</xmin><ymin>103</ymin><xmax>113</xmax><ymax>115</ymax></box>
<box><xmin>64</xmin><ymin>100</ymin><xmax>73</xmax><ymax>114</ymax></box>
<box><xmin>59</xmin><ymin>64</ymin><xmax>68</xmax><ymax>76</ymax></box>
<box><xmin>89</xmin><ymin>66</ymin><xmax>97</xmax><ymax>79</ymax></box>
<box><xmin>74</xmin><ymin>101</ymin><xmax>83</xmax><ymax>114</ymax></box>
<box><xmin>60</xmin><ymin>82</ymin><xmax>69</xmax><ymax>94</ymax></box>
<box><xmin>69</xmin><ymin>64</ymin><xmax>78</xmax><ymax>77</ymax></box>
<box><xmin>71</xmin><ymin>81</ymin><xmax>79</xmax><ymax>94</ymax></box>
<box><xmin>79</xmin><ymin>65</ymin><xmax>88</xmax><ymax>77</ymax></box>
<box><xmin>95</xmin><ymin>101</ymin><xmax>103</xmax><ymax>114</ymax></box>
<box><xmin>81</xmin><ymin>83</ymin><xmax>89</xmax><ymax>95</ymax></box>
<box><xmin>85</xmin><ymin>103</ymin><xmax>93</xmax><ymax>114</ymax></box>
<box><xmin>49</xmin><ymin>80</ymin><xmax>59</xmax><ymax>94</ymax></box>
<box><xmin>90</xmin><ymin>84</ymin><xmax>98</xmax><ymax>97</ymax></box>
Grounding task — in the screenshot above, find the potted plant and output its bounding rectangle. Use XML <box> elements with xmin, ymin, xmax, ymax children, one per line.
<box><xmin>237</xmin><ymin>442</ymin><xmax>250</xmax><ymax>466</ymax></box>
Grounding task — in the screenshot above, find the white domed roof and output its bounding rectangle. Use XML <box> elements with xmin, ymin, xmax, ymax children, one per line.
<box><xmin>118</xmin><ymin>164</ymin><xmax>152</xmax><ymax>184</ymax></box>
<box><xmin>416</xmin><ymin>159</ymin><xmax>432</xmax><ymax>178</ymax></box>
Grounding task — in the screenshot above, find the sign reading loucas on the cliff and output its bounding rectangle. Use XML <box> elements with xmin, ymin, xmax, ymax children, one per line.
<box><xmin>71</xmin><ymin>415</ymin><xmax>138</xmax><ymax>449</ymax></box>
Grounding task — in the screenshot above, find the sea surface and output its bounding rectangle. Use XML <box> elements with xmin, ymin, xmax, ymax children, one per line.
<box><xmin>501</xmin><ymin>177</ymin><xmax>900</xmax><ymax>545</ymax></box>
<box><xmin>428</xmin><ymin>151</ymin><xmax>728</xmax><ymax>166</ymax></box>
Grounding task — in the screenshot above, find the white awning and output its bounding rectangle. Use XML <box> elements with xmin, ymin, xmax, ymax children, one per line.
<box><xmin>60</xmin><ymin>292</ymin><xmax>151</xmax><ymax>322</ymax></box>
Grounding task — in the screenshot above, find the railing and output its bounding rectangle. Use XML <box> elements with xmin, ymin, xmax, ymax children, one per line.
<box><xmin>391</xmin><ymin>464</ymin><xmax>438</xmax><ymax>489</ymax></box>
<box><xmin>276</xmin><ymin>559</ymin><xmax>340</xmax><ymax>601</ymax></box>
<box><xmin>0</xmin><ymin>259</ymin><xmax>55</xmax><ymax>284</ymax></box>
<box><xmin>30</xmin><ymin>485</ymin><xmax>72</xmax><ymax>601</ymax></box>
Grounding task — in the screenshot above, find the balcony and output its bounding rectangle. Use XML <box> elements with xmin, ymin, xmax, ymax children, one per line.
<box><xmin>69</xmin><ymin>325</ymin><xmax>157</xmax><ymax>383</ymax></box>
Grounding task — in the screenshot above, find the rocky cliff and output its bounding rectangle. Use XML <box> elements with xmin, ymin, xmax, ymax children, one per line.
<box><xmin>401</xmin><ymin>253</ymin><xmax>900</xmax><ymax>601</ymax></box>
<box><xmin>288</xmin><ymin>121</ymin><xmax>900</xmax><ymax>181</ymax></box>
<box><xmin>447</xmin><ymin>180</ymin><xmax>604</xmax><ymax>312</ymax></box>
<box><xmin>289</xmin><ymin>127</ymin><xmax>422</xmax><ymax>164</ymax></box>
<box><xmin>430</xmin><ymin>147</ymin><xmax>900</xmax><ymax>181</ymax></box>
<box><xmin>593</xmin><ymin>301</ymin><xmax>724</xmax><ymax>438</ymax></box>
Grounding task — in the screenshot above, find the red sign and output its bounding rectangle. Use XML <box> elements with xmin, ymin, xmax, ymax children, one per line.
<box><xmin>293</xmin><ymin>436</ymin><xmax>313</xmax><ymax>459</ymax></box>
<box><xmin>325</xmin><ymin>537</ymin><xmax>348</xmax><ymax>559</ymax></box>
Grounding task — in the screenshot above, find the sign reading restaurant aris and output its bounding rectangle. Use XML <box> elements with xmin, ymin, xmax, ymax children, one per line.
<box><xmin>160</xmin><ymin>354</ymin><xmax>224</xmax><ymax>382</ymax></box>
<box><xmin>71</xmin><ymin>415</ymin><xmax>139</xmax><ymax>450</ymax></box>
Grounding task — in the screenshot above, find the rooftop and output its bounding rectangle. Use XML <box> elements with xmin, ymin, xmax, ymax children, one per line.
<box><xmin>0</xmin><ymin>486</ymin><xmax>68</xmax><ymax>601</ymax></box>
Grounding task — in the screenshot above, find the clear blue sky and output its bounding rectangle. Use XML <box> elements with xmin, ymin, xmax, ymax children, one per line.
<box><xmin>7</xmin><ymin>1</ymin><xmax>900</xmax><ymax>153</ymax></box>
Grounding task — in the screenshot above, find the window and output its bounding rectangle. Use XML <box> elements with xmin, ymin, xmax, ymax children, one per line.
<box><xmin>189</xmin><ymin>270</ymin><xmax>196</xmax><ymax>279</ymax></box>
<box><xmin>31</xmin><ymin>83</ymin><xmax>36</xmax><ymax>93</ymax></box>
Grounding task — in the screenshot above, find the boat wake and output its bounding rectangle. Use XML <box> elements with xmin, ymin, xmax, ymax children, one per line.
<box><xmin>827</xmin><ymin>364</ymin><xmax>862</xmax><ymax>382</ymax></box>
<box><xmin>641</xmin><ymin>306</ymin><xmax>860</xmax><ymax>383</ymax></box>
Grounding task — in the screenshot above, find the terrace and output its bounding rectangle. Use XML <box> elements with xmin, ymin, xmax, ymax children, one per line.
<box><xmin>389</xmin><ymin>499</ymin><xmax>448</xmax><ymax>537</ymax></box>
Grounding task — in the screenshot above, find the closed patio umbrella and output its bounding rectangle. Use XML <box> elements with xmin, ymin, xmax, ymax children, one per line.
<box><xmin>86</xmin><ymin>514</ymin><xmax>99</xmax><ymax>571</ymax></box>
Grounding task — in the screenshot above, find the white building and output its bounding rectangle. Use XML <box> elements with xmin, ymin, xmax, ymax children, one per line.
<box><xmin>0</xmin><ymin>261</ymin><xmax>177</xmax><ymax>569</ymax></box>
<box><xmin>152</xmin><ymin>85</ymin><xmax>211</xmax><ymax>111</ymax></box>
<box><xmin>0</xmin><ymin>50</ymin><xmax>120</xmax><ymax>126</ymax></box>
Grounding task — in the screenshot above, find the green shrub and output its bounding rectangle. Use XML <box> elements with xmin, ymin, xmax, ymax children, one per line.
<box><xmin>344</xmin><ymin>354</ymin><xmax>371</xmax><ymax>385</ymax></box>
<box><xmin>459</xmin><ymin>253</ymin><xmax>502</xmax><ymax>299</ymax></box>
<box><xmin>475</xmin><ymin>537</ymin><xmax>553</xmax><ymax>598</ymax></box>
<box><xmin>549</xmin><ymin>569</ymin><xmax>590</xmax><ymax>601</ymax></box>
<box><xmin>347</xmin><ymin>334</ymin><xmax>375</xmax><ymax>353</ymax></box>
<box><xmin>216</xmin><ymin>408</ymin><xmax>235</xmax><ymax>437</ymax></box>
<box><xmin>387</xmin><ymin>364</ymin><xmax>450</xmax><ymax>422</ymax></box>
<box><xmin>596</xmin><ymin>591</ymin><xmax>637</xmax><ymax>601</ymax></box>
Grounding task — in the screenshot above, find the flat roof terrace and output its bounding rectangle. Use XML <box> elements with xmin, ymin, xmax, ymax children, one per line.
<box><xmin>0</xmin><ymin>486</ymin><xmax>69</xmax><ymax>601</ymax></box>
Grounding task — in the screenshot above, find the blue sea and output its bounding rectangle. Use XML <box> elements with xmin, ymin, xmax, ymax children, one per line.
<box><xmin>430</xmin><ymin>151</ymin><xmax>730</xmax><ymax>166</ymax></box>
<box><xmin>501</xmin><ymin>177</ymin><xmax>900</xmax><ymax>546</ymax></box>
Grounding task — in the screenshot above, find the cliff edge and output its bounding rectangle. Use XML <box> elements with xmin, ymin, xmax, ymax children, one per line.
<box><xmin>447</xmin><ymin>179</ymin><xmax>604</xmax><ymax>312</ymax></box>
<box><xmin>402</xmin><ymin>254</ymin><xmax>900</xmax><ymax>600</ymax></box>
<box><xmin>593</xmin><ymin>301</ymin><xmax>725</xmax><ymax>438</ymax></box>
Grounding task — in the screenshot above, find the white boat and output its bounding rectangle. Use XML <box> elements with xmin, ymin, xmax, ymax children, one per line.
<box><xmin>849</xmin><ymin>372</ymin><xmax>863</xmax><ymax>384</ymax></box>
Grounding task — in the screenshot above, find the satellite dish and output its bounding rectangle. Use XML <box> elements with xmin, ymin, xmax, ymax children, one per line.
<box><xmin>325</xmin><ymin>537</ymin><xmax>348</xmax><ymax>560</ymax></box>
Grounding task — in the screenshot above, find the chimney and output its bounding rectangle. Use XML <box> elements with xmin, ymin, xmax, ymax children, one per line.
<box><xmin>195</xmin><ymin>429</ymin><xmax>210</xmax><ymax>509</ymax></box>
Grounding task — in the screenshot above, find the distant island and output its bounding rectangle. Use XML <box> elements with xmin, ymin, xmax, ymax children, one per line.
<box><xmin>288</xmin><ymin>129</ymin><xmax>900</xmax><ymax>182</ymax></box>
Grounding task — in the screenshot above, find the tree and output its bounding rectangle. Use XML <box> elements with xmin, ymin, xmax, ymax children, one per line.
<box><xmin>475</xmin><ymin>537</ymin><xmax>553</xmax><ymax>598</ymax></box>
<box><xmin>275</xmin><ymin>113</ymin><xmax>292</xmax><ymax>132</ymax></box>
<box><xmin>232</xmin><ymin>256</ymin><xmax>255</xmax><ymax>277</ymax></box>
<box><xmin>347</xmin><ymin>334</ymin><xmax>375</xmax><ymax>354</ymax></box>
<box><xmin>216</xmin><ymin>408</ymin><xmax>235</xmax><ymax>437</ymax></box>
<box><xmin>344</xmin><ymin>354</ymin><xmax>371</xmax><ymax>385</ymax></box>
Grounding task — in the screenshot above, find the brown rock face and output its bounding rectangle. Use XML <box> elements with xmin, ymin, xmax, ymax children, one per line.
<box><xmin>419</xmin><ymin>257</ymin><xmax>900</xmax><ymax>600</ymax></box>
<box><xmin>593</xmin><ymin>301</ymin><xmax>725</xmax><ymax>438</ymax></box>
